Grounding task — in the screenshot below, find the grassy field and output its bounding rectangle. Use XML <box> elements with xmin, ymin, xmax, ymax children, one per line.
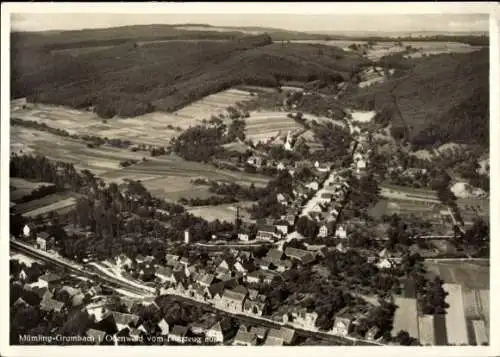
<box><xmin>424</xmin><ymin>261</ymin><xmax>489</xmax><ymax>290</ymax></box>
<box><xmin>11</xmin><ymin>124</ymin><xmax>269</xmax><ymax>201</ymax></box>
<box><xmin>186</xmin><ymin>201</ymin><xmax>255</xmax><ymax>222</ymax></box>
<box><xmin>245</xmin><ymin>111</ymin><xmax>304</xmax><ymax>143</ymax></box>
<box><xmin>10</xmin><ymin>177</ymin><xmax>55</xmax><ymax>202</ymax></box>
<box><xmin>100</xmin><ymin>155</ymin><xmax>269</xmax><ymax>201</ymax></box>
<box><xmin>11</xmin><ymin>126</ymin><xmax>150</xmax><ymax>174</ymax></box>
<box><xmin>13</xmin><ymin>192</ymin><xmax>77</xmax><ymax>216</ymax></box>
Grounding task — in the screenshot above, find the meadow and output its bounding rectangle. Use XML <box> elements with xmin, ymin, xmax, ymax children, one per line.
<box><xmin>424</xmin><ymin>260</ymin><xmax>489</xmax><ymax>290</ymax></box>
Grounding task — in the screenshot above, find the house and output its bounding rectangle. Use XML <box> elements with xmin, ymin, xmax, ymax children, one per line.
<box><xmin>335</xmin><ymin>225</ymin><xmax>347</xmax><ymax>239</ymax></box>
<box><xmin>276</xmin><ymin>193</ymin><xmax>288</xmax><ymax>206</ymax></box>
<box><xmin>86</xmin><ymin>328</ymin><xmax>106</xmax><ymax>345</ymax></box>
<box><xmin>23</xmin><ymin>224</ymin><xmax>32</xmax><ymax>238</ymax></box>
<box><xmin>265</xmin><ymin>327</ymin><xmax>296</xmax><ymax>345</ymax></box>
<box><xmin>216</xmin><ymin>260</ymin><xmax>231</xmax><ymax>274</ymax></box>
<box><xmin>155</xmin><ymin>266</ymin><xmax>174</xmax><ymax>283</ymax></box>
<box><xmin>40</xmin><ymin>297</ymin><xmax>65</xmax><ymax>313</ymax></box>
<box><xmin>318</xmin><ymin>192</ymin><xmax>333</xmax><ymax>204</ymax></box>
<box><xmin>356</xmin><ymin>159</ymin><xmax>367</xmax><ymax>174</ymax></box>
<box><xmin>247</xmin><ymin>156</ymin><xmax>263</xmax><ymax>168</ymax></box>
<box><xmin>264</xmin><ymin>249</ymin><xmax>284</xmax><ymax>264</ymax></box>
<box><xmin>277</xmin><ymin>162</ymin><xmax>286</xmax><ymax>171</ymax></box>
<box><xmin>206</xmin><ymin>318</ymin><xmax>235</xmax><ymax>344</ymax></box>
<box><xmin>112</xmin><ymin>311</ymin><xmax>139</xmax><ymax>332</ymax></box>
<box><xmin>246</xmin><ymin>271</ymin><xmax>261</xmax><ymax>284</ymax></box>
<box><xmin>169</xmin><ymin>325</ymin><xmax>189</xmax><ymax>344</ymax></box>
<box><xmin>275</xmin><ymin>260</ymin><xmax>293</xmax><ymax>273</ymax></box>
<box><xmin>115</xmin><ymin>254</ymin><xmax>133</xmax><ymax>269</ymax></box>
<box><xmin>196</xmin><ymin>273</ymin><xmax>216</xmax><ymax>288</ymax></box>
<box><xmin>37</xmin><ymin>273</ymin><xmax>62</xmax><ymax>291</ymax></box>
<box><xmin>243</xmin><ymin>296</ymin><xmax>267</xmax><ymax>316</ymax></box>
<box><xmin>232</xmin><ymin>329</ymin><xmax>258</xmax><ymax>346</ymax></box>
<box><xmin>331</xmin><ymin>308</ymin><xmax>354</xmax><ymax>336</ymax></box>
<box><xmin>18</xmin><ymin>269</ymin><xmax>28</xmax><ymax>281</ymax></box>
<box><xmin>238</xmin><ymin>233</ymin><xmax>250</xmax><ymax>241</ymax></box>
<box><xmin>36</xmin><ymin>232</ymin><xmax>54</xmax><ymax>251</ymax></box>
<box><xmin>135</xmin><ymin>254</ymin><xmax>147</xmax><ymax>264</ymax></box>
<box><xmin>365</xmin><ymin>326</ymin><xmax>381</xmax><ymax>341</ymax></box>
<box><xmin>306</xmin><ymin>181</ymin><xmax>319</xmax><ymax>191</ymax></box>
<box><xmin>317</xmin><ymin>224</ymin><xmax>329</xmax><ymax>238</ymax></box>
<box><xmin>283</xmin><ymin>308</ymin><xmax>318</xmax><ymax>329</ymax></box>
<box><xmin>284</xmin><ymin>247</ymin><xmax>315</xmax><ymax>265</ymax></box>
<box><xmin>205</xmin><ymin>281</ymin><xmax>226</xmax><ymax>299</ymax></box>
<box><xmin>165</xmin><ymin>254</ymin><xmax>180</xmax><ymax>267</ymax></box>
<box><xmin>376</xmin><ymin>258</ymin><xmax>393</xmax><ymax>270</ymax></box>
<box><xmin>256</xmin><ymin>225</ymin><xmax>277</xmax><ymax>241</ymax></box>
<box><xmin>85</xmin><ymin>304</ymin><xmax>110</xmax><ymax>323</ymax></box>
<box><xmin>138</xmin><ymin>264</ymin><xmax>155</xmax><ymax>281</ymax></box>
<box><xmin>275</xmin><ymin>222</ymin><xmax>289</xmax><ymax>235</ymax></box>
<box><xmin>217</xmin><ymin>288</ymin><xmax>247</xmax><ymax>312</ymax></box>
<box><xmin>314</xmin><ymin>161</ymin><xmax>330</xmax><ymax>173</ymax></box>
<box><xmin>248</xmin><ymin>326</ymin><xmax>268</xmax><ymax>342</ymax></box>
<box><xmin>261</xmin><ymin>270</ymin><xmax>279</xmax><ymax>284</ymax></box>
<box><xmin>285</xmin><ymin>214</ymin><xmax>297</xmax><ymax>226</ymax></box>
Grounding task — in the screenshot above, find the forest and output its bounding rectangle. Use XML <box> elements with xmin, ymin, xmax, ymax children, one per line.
<box><xmin>345</xmin><ymin>48</ymin><xmax>489</xmax><ymax>148</ymax></box>
<box><xmin>12</xmin><ymin>34</ymin><xmax>366</xmax><ymax>118</ymax></box>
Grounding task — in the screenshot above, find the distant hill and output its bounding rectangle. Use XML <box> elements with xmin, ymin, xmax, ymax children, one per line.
<box><xmin>345</xmin><ymin>48</ymin><xmax>489</xmax><ymax>148</ymax></box>
<box><xmin>12</xmin><ymin>33</ymin><xmax>368</xmax><ymax>118</ymax></box>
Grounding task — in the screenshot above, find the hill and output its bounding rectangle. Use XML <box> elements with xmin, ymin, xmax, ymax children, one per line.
<box><xmin>344</xmin><ymin>48</ymin><xmax>489</xmax><ymax>148</ymax></box>
<box><xmin>11</xmin><ymin>23</ymin><xmax>328</xmax><ymax>52</ymax></box>
<box><xmin>12</xmin><ymin>34</ymin><xmax>368</xmax><ymax>118</ymax></box>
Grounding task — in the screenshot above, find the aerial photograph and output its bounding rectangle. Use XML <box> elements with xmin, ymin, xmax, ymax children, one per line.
<box><xmin>6</xmin><ymin>7</ymin><xmax>491</xmax><ymax>348</ymax></box>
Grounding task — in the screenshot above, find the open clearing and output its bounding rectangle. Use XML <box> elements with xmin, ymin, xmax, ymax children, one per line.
<box><xmin>186</xmin><ymin>201</ymin><xmax>255</xmax><ymax>222</ymax></box>
<box><xmin>290</xmin><ymin>40</ymin><xmax>483</xmax><ymax>59</ymax></box>
<box><xmin>12</xmin><ymin>192</ymin><xmax>78</xmax><ymax>218</ymax></box>
<box><xmin>11</xmin><ymin>89</ymin><xmax>251</xmax><ymax>147</ymax></box>
<box><xmin>11</xmin><ymin>126</ymin><xmax>152</xmax><ymax>174</ymax></box>
<box><xmin>379</xmin><ymin>183</ymin><xmax>440</xmax><ymax>203</ymax></box>
<box><xmin>424</xmin><ymin>260</ymin><xmax>489</xmax><ymax>290</ymax></box>
<box><xmin>245</xmin><ymin>111</ymin><xmax>305</xmax><ymax>143</ymax></box>
<box><xmin>173</xmin><ymin>88</ymin><xmax>252</xmax><ymax>121</ymax></box>
<box><xmin>10</xmin><ymin>178</ymin><xmax>55</xmax><ymax>202</ymax></box>
<box><xmin>99</xmin><ymin>155</ymin><xmax>269</xmax><ymax>201</ymax></box>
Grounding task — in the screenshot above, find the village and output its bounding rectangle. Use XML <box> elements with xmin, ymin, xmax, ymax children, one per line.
<box><xmin>10</xmin><ymin>102</ymin><xmax>489</xmax><ymax>347</ymax></box>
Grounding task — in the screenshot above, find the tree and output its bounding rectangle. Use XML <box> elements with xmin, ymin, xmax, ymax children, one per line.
<box><xmin>296</xmin><ymin>216</ymin><xmax>319</xmax><ymax>238</ymax></box>
<box><xmin>421</xmin><ymin>276</ymin><xmax>449</xmax><ymax>315</ymax></box>
<box><xmin>227</xmin><ymin>118</ymin><xmax>246</xmax><ymax>142</ymax></box>
<box><xmin>396</xmin><ymin>330</ymin><xmax>412</xmax><ymax>345</ymax></box>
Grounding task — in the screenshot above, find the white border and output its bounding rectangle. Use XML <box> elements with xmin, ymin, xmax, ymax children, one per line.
<box><xmin>1</xmin><ymin>2</ymin><xmax>499</xmax><ymax>357</ymax></box>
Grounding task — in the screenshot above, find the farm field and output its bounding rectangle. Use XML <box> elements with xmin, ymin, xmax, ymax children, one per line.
<box><xmin>379</xmin><ymin>184</ymin><xmax>440</xmax><ymax>203</ymax></box>
<box><xmin>10</xmin><ymin>177</ymin><xmax>55</xmax><ymax>202</ymax></box>
<box><xmin>99</xmin><ymin>155</ymin><xmax>269</xmax><ymax>201</ymax></box>
<box><xmin>186</xmin><ymin>201</ymin><xmax>255</xmax><ymax>222</ymax></box>
<box><xmin>10</xmin><ymin>126</ymin><xmax>152</xmax><ymax>174</ymax></box>
<box><xmin>244</xmin><ymin>111</ymin><xmax>305</xmax><ymax>143</ymax></box>
<box><xmin>173</xmin><ymin>88</ymin><xmax>252</xmax><ymax>121</ymax></box>
<box><xmin>12</xmin><ymin>192</ymin><xmax>78</xmax><ymax>218</ymax></box>
<box><xmin>368</xmin><ymin>198</ymin><xmax>442</xmax><ymax>221</ymax></box>
<box><xmin>456</xmin><ymin>197</ymin><xmax>489</xmax><ymax>222</ymax></box>
<box><xmin>11</xmin><ymin>89</ymin><xmax>253</xmax><ymax>146</ymax></box>
<box><xmin>424</xmin><ymin>260</ymin><xmax>489</xmax><ymax>290</ymax></box>
<box><xmin>290</xmin><ymin>40</ymin><xmax>484</xmax><ymax>59</ymax></box>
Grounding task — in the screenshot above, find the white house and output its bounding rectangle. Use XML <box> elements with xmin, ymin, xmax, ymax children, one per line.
<box><xmin>306</xmin><ymin>182</ymin><xmax>319</xmax><ymax>191</ymax></box>
<box><xmin>335</xmin><ymin>226</ymin><xmax>347</xmax><ymax>239</ymax></box>
<box><xmin>284</xmin><ymin>132</ymin><xmax>294</xmax><ymax>151</ymax></box>
<box><xmin>23</xmin><ymin>225</ymin><xmax>31</xmax><ymax>238</ymax></box>
<box><xmin>238</xmin><ymin>233</ymin><xmax>250</xmax><ymax>241</ymax></box>
<box><xmin>317</xmin><ymin>225</ymin><xmax>329</xmax><ymax>238</ymax></box>
<box><xmin>277</xmin><ymin>162</ymin><xmax>286</xmax><ymax>171</ymax></box>
<box><xmin>19</xmin><ymin>269</ymin><xmax>28</xmax><ymax>281</ymax></box>
<box><xmin>376</xmin><ymin>258</ymin><xmax>393</xmax><ymax>270</ymax></box>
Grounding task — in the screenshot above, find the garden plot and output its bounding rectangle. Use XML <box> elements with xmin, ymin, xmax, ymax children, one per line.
<box><xmin>187</xmin><ymin>201</ymin><xmax>254</xmax><ymax>222</ymax></box>
<box><xmin>173</xmin><ymin>88</ymin><xmax>252</xmax><ymax>121</ymax></box>
<box><xmin>245</xmin><ymin>111</ymin><xmax>304</xmax><ymax>142</ymax></box>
